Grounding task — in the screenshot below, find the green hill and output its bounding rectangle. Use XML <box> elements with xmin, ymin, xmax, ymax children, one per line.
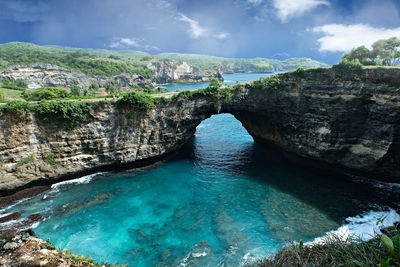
<box><xmin>0</xmin><ymin>42</ymin><xmax>328</xmax><ymax>77</ymax></box>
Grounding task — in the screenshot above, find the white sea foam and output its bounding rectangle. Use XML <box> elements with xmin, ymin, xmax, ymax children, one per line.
<box><xmin>311</xmin><ymin>208</ymin><xmax>400</xmax><ymax>244</ymax></box>
<box><xmin>50</xmin><ymin>172</ymin><xmax>106</xmax><ymax>192</ymax></box>
<box><xmin>0</xmin><ymin>218</ymin><xmax>25</xmax><ymax>230</ymax></box>
<box><xmin>0</xmin><ymin>197</ymin><xmax>33</xmax><ymax>214</ymax></box>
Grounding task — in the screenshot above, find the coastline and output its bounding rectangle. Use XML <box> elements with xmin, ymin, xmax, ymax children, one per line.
<box><xmin>0</xmin><ymin>149</ymin><xmax>179</xmax><ymax>208</ymax></box>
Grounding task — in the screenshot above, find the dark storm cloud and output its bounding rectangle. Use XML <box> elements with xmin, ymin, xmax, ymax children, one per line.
<box><xmin>0</xmin><ymin>0</ymin><xmax>400</xmax><ymax>63</ymax></box>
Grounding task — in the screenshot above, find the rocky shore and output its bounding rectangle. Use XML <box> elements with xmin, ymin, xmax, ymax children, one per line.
<box><xmin>0</xmin><ymin>229</ymin><xmax>116</xmax><ymax>267</ymax></box>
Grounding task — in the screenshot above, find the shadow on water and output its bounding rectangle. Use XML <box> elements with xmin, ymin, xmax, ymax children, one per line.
<box><xmin>171</xmin><ymin>115</ymin><xmax>400</xmax><ymax>226</ymax></box>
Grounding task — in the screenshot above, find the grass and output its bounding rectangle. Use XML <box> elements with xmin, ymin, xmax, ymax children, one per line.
<box><xmin>256</xmin><ymin>225</ymin><xmax>400</xmax><ymax>267</ymax></box>
<box><xmin>40</xmin><ymin>241</ymin><xmax>56</xmax><ymax>250</ymax></box>
<box><xmin>59</xmin><ymin>250</ymin><xmax>117</xmax><ymax>267</ymax></box>
<box><xmin>44</xmin><ymin>154</ymin><xmax>57</xmax><ymax>166</ymax></box>
<box><xmin>0</xmin><ymin>234</ymin><xmax>14</xmax><ymax>244</ymax></box>
<box><xmin>16</xmin><ymin>155</ymin><xmax>35</xmax><ymax>167</ymax></box>
<box><xmin>0</xmin><ymin>88</ymin><xmax>24</xmax><ymax>100</ymax></box>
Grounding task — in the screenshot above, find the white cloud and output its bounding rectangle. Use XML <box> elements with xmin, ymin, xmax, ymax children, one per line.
<box><xmin>273</xmin><ymin>0</ymin><xmax>329</xmax><ymax>23</ymax></box>
<box><xmin>313</xmin><ymin>24</ymin><xmax>400</xmax><ymax>52</ymax></box>
<box><xmin>109</xmin><ymin>38</ymin><xmax>159</xmax><ymax>50</ymax></box>
<box><xmin>177</xmin><ymin>13</ymin><xmax>229</xmax><ymax>40</ymax></box>
<box><xmin>177</xmin><ymin>13</ymin><xmax>208</xmax><ymax>39</ymax></box>
<box><xmin>248</xmin><ymin>0</ymin><xmax>263</xmax><ymax>6</ymax></box>
<box><xmin>216</xmin><ymin>32</ymin><xmax>230</xmax><ymax>39</ymax></box>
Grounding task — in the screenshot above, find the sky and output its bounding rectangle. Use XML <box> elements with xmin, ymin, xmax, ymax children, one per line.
<box><xmin>0</xmin><ymin>0</ymin><xmax>400</xmax><ymax>64</ymax></box>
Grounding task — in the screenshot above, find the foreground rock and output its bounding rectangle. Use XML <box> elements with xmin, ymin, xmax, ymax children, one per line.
<box><xmin>0</xmin><ymin>230</ymin><xmax>116</xmax><ymax>267</ymax></box>
<box><xmin>0</xmin><ymin>67</ymin><xmax>399</xmax><ymax>192</ymax></box>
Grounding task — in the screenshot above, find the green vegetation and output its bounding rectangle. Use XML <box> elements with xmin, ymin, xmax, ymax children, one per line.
<box><xmin>341</xmin><ymin>37</ymin><xmax>400</xmax><ymax>66</ymax></box>
<box><xmin>0</xmin><ymin>42</ymin><xmax>154</xmax><ymax>77</ymax></box>
<box><xmin>44</xmin><ymin>154</ymin><xmax>57</xmax><ymax>166</ymax></box>
<box><xmin>0</xmin><ymin>42</ymin><xmax>327</xmax><ymax>79</ymax></box>
<box><xmin>258</xmin><ymin>221</ymin><xmax>400</xmax><ymax>267</ymax></box>
<box><xmin>332</xmin><ymin>60</ymin><xmax>363</xmax><ymax>74</ymax></box>
<box><xmin>35</xmin><ymin>101</ymin><xmax>93</xmax><ymax>129</ymax></box>
<box><xmin>0</xmin><ymin>100</ymin><xmax>32</xmax><ymax>115</ymax></box>
<box><xmin>0</xmin><ymin>233</ymin><xmax>14</xmax><ymax>244</ymax></box>
<box><xmin>41</xmin><ymin>240</ymin><xmax>56</xmax><ymax>250</ymax></box>
<box><xmin>1</xmin><ymin>77</ymin><xmax>28</xmax><ymax>91</ymax></box>
<box><xmin>0</xmin><ymin>87</ymin><xmax>24</xmax><ymax>100</ymax></box>
<box><xmin>116</xmin><ymin>91</ymin><xmax>155</xmax><ymax>113</ymax></box>
<box><xmin>59</xmin><ymin>250</ymin><xmax>115</xmax><ymax>267</ymax></box>
<box><xmin>379</xmin><ymin>226</ymin><xmax>400</xmax><ymax>267</ymax></box>
<box><xmin>293</xmin><ymin>66</ymin><xmax>305</xmax><ymax>78</ymax></box>
<box><xmin>16</xmin><ymin>155</ymin><xmax>35</xmax><ymax>167</ymax></box>
<box><xmin>23</xmin><ymin>87</ymin><xmax>68</xmax><ymax>101</ymax></box>
<box><xmin>70</xmin><ymin>85</ymin><xmax>81</xmax><ymax>96</ymax></box>
<box><xmin>251</xmin><ymin>75</ymin><xmax>282</xmax><ymax>91</ymax></box>
<box><xmin>155</xmin><ymin>53</ymin><xmax>327</xmax><ymax>73</ymax></box>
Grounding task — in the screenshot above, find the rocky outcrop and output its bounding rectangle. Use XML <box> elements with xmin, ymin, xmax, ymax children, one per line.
<box><xmin>0</xmin><ymin>230</ymin><xmax>113</xmax><ymax>267</ymax></box>
<box><xmin>0</xmin><ymin>68</ymin><xmax>400</xmax><ymax>192</ymax></box>
<box><xmin>147</xmin><ymin>60</ymin><xmax>223</xmax><ymax>83</ymax></box>
<box><xmin>0</xmin><ymin>63</ymin><xmax>155</xmax><ymax>89</ymax></box>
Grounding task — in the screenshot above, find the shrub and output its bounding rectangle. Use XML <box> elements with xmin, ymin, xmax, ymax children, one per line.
<box><xmin>0</xmin><ymin>100</ymin><xmax>32</xmax><ymax>115</ymax></box>
<box><xmin>44</xmin><ymin>154</ymin><xmax>57</xmax><ymax>166</ymax></box>
<box><xmin>15</xmin><ymin>79</ymin><xmax>28</xmax><ymax>88</ymax></box>
<box><xmin>1</xmin><ymin>78</ymin><xmax>27</xmax><ymax>90</ymax></box>
<box><xmin>155</xmin><ymin>87</ymin><xmax>168</xmax><ymax>93</ymax></box>
<box><xmin>70</xmin><ymin>85</ymin><xmax>81</xmax><ymax>96</ymax></box>
<box><xmin>1</xmin><ymin>84</ymin><xmax>26</xmax><ymax>91</ymax></box>
<box><xmin>41</xmin><ymin>241</ymin><xmax>56</xmax><ymax>250</ymax></box>
<box><xmin>332</xmin><ymin>60</ymin><xmax>363</xmax><ymax>74</ymax></box>
<box><xmin>251</xmin><ymin>75</ymin><xmax>282</xmax><ymax>91</ymax></box>
<box><xmin>116</xmin><ymin>92</ymin><xmax>155</xmax><ymax>113</ymax></box>
<box><xmin>35</xmin><ymin>101</ymin><xmax>92</xmax><ymax>129</ymax></box>
<box><xmin>293</xmin><ymin>66</ymin><xmax>305</xmax><ymax>78</ymax></box>
<box><xmin>16</xmin><ymin>155</ymin><xmax>35</xmax><ymax>167</ymax></box>
<box><xmin>23</xmin><ymin>87</ymin><xmax>68</xmax><ymax>101</ymax></box>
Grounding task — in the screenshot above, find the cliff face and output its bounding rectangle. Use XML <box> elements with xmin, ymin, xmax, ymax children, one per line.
<box><xmin>147</xmin><ymin>60</ymin><xmax>223</xmax><ymax>83</ymax></box>
<box><xmin>0</xmin><ymin>99</ymin><xmax>215</xmax><ymax>191</ymax></box>
<box><xmin>0</xmin><ymin>63</ymin><xmax>155</xmax><ymax>89</ymax></box>
<box><xmin>230</xmin><ymin>68</ymin><xmax>400</xmax><ymax>180</ymax></box>
<box><xmin>0</xmin><ymin>68</ymin><xmax>399</xmax><ymax>192</ymax></box>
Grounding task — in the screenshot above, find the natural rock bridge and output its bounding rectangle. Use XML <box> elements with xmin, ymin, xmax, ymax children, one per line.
<box><xmin>1</xmin><ymin>68</ymin><xmax>400</xmax><ymax>192</ymax></box>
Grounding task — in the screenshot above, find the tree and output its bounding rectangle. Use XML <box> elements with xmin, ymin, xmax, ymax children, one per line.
<box><xmin>204</xmin><ymin>78</ymin><xmax>223</xmax><ymax>95</ymax></box>
<box><xmin>208</xmin><ymin>78</ymin><xmax>222</xmax><ymax>90</ymax></box>
<box><xmin>88</xmin><ymin>83</ymin><xmax>99</xmax><ymax>96</ymax></box>
<box><xmin>89</xmin><ymin>83</ymin><xmax>99</xmax><ymax>91</ymax></box>
<box><xmin>15</xmin><ymin>79</ymin><xmax>28</xmax><ymax>88</ymax></box>
<box><xmin>371</xmin><ymin>37</ymin><xmax>400</xmax><ymax>66</ymax></box>
<box><xmin>70</xmin><ymin>85</ymin><xmax>81</xmax><ymax>96</ymax></box>
<box><xmin>341</xmin><ymin>46</ymin><xmax>372</xmax><ymax>64</ymax></box>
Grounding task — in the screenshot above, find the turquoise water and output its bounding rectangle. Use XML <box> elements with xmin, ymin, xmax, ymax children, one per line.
<box><xmin>160</xmin><ymin>73</ymin><xmax>274</xmax><ymax>91</ymax></box>
<box><xmin>1</xmin><ymin>73</ymin><xmax>400</xmax><ymax>266</ymax></box>
<box><xmin>2</xmin><ymin>114</ymin><xmax>400</xmax><ymax>266</ymax></box>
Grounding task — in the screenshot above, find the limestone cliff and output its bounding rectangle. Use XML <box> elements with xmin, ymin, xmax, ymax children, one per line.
<box><xmin>0</xmin><ymin>63</ymin><xmax>155</xmax><ymax>90</ymax></box>
<box><xmin>0</xmin><ymin>67</ymin><xmax>399</xmax><ymax>192</ymax></box>
<box><xmin>147</xmin><ymin>60</ymin><xmax>223</xmax><ymax>83</ymax></box>
<box><xmin>0</xmin><ymin>60</ymin><xmax>223</xmax><ymax>90</ymax></box>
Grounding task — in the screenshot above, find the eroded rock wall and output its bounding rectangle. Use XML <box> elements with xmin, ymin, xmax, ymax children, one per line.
<box><xmin>1</xmin><ymin>67</ymin><xmax>400</xmax><ymax>192</ymax></box>
<box><xmin>0</xmin><ymin>100</ymin><xmax>215</xmax><ymax>191</ymax></box>
<box><xmin>224</xmin><ymin>68</ymin><xmax>400</xmax><ymax>179</ymax></box>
